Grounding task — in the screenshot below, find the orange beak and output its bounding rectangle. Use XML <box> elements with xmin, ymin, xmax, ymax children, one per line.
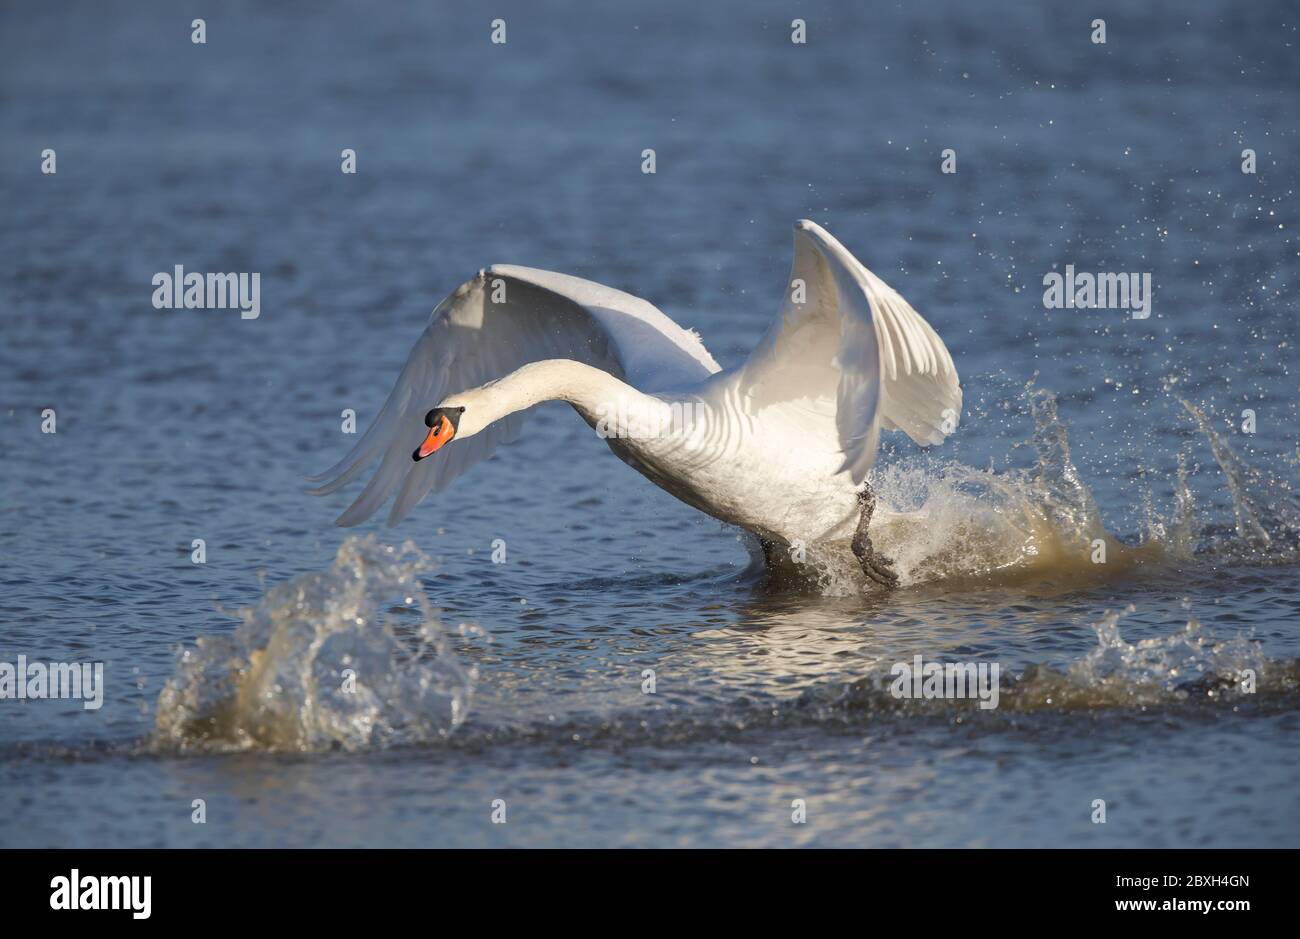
<box><xmin>413</xmin><ymin>414</ymin><xmax>456</xmax><ymax>461</ymax></box>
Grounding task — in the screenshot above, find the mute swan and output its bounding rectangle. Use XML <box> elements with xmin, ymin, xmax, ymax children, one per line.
<box><xmin>309</xmin><ymin>220</ymin><xmax>961</xmax><ymax>587</ymax></box>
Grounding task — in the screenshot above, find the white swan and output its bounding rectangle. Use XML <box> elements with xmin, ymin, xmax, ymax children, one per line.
<box><xmin>309</xmin><ymin>220</ymin><xmax>961</xmax><ymax>586</ymax></box>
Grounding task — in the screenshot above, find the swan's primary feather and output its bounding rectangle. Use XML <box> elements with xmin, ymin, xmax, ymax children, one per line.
<box><xmin>738</xmin><ymin>220</ymin><xmax>961</xmax><ymax>483</ymax></box>
<box><xmin>308</xmin><ymin>267</ymin><xmax>720</xmax><ymax>526</ymax></box>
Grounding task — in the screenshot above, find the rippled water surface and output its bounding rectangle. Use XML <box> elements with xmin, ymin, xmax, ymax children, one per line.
<box><xmin>1</xmin><ymin>0</ymin><xmax>1298</xmax><ymax>847</ymax></box>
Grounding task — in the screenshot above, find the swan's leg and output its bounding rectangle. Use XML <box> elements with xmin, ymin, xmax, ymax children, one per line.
<box><xmin>851</xmin><ymin>486</ymin><xmax>898</xmax><ymax>588</ymax></box>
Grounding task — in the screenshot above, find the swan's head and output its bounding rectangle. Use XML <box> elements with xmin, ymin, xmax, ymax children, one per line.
<box><xmin>412</xmin><ymin>405</ymin><xmax>466</xmax><ymax>461</ymax></box>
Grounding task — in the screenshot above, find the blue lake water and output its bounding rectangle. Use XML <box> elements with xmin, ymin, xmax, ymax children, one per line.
<box><xmin>1</xmin><ymin>0</ymin><xmax>1297</xmax><ymax>847</ymax></box>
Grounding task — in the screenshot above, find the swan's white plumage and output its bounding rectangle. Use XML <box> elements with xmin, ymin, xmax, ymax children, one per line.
<box><xmin>307</xmin><ymin>266</ymin><xmax>718</xmax><ymax>526</ymax></box>
<box><xmin>488</xmin><ymin>265</ymin><xmax>721</xmax><ymax>389</ymax></box>
<box><xmin>312</xmin><ymin>220</ymin><xmax>961</xmax><ymax>542</ymax></box>
<box><xmin>738</xmin><ymin>221</ymin><xmax>961</xmax><ymax>483</ymax></box>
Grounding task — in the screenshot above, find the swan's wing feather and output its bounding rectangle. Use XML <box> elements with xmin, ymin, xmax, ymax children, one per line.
<box><xmin>489</xmin><ymin>265</ymin><xmax>721</xmax><ymax>389</ymax></box>
<box><xmin>310</xmin><ymin>268</ymin><xmax>719</xmax><ymax>526</ymax></box>
<box><xmin>739</xmin><ymin>220</ymin><xmax>961</xmax><ymax>483</ymax></box>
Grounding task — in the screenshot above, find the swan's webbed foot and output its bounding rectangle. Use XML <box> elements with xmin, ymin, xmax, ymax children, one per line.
<box><xmin>851</xmin><ymin>485</ymin><xmax>898</xmax><ymax>588</ymax></box>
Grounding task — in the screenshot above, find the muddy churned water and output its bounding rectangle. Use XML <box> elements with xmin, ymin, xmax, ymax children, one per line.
<box><xmin>1</xmin><ymin>0</ymin><xmax>1297</xmax><ymax>847</ymax></box>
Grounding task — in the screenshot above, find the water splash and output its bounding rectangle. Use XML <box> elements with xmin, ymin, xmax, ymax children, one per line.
<box><xmin>1023</xmin><ymin>382</ymin><xmax>1106</xmax><ymax>543</ymax></box>
<box><xmin>1179</xmin><ymin>398</ymin><xmax>1300</xmax><ymax>558</ymax></box>
<box><xmin>1065</xmin><ymin>604</ymin><xmax>1264</xmax><ymax>698</ymax></box>
<box><xmin>856</xmin><ymin>382</ymin><xmax>1148</xmax><ymax>591</ymax></box>
<box><xmin>801</xmin><ymin>605</ymin><xmax>1291</xmax><ymax>721</ymax></box>
<box><xmin>809</xmin><ymin>384</ymin><xmax>1297</xmax><ymax>594</ymax></box>
<box><xmin>1140</xmin><ymin>451</ymin><xmax>1197</xmax><ymax>559</ymax></box>
<box><xmin>152</xmin><ymin>536</ymin><xmax>476</xmax><ymax>753</ymax></box>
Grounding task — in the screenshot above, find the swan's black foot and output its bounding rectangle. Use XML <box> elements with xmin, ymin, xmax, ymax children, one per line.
<box><xmin>851</xmin><ymin>486</ymin><xmax>898</xmax><ymax>588</ymax></box>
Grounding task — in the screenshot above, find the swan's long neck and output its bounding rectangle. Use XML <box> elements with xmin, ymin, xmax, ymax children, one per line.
<box><xmin>460</xmin><ymin>359</ymin><xmax>643</xmax><ymax>434</ymax></box>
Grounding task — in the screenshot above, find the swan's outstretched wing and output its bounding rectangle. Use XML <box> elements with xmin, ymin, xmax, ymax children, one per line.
<box><xmin>309</xmin><ymin>266</ymin><xmax>720</xmax><ymax>526</ymax></box>
<box><xmin>739</xmin><ymin>220</ymin><xmax>961</xmax><ymax>482</ymax></box>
